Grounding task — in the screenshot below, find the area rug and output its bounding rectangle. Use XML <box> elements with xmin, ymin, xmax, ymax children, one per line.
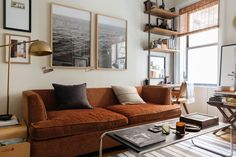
<box><xmin>111</xmin><ymin>134</ymin><xmax>236</xmax><ymax>157</ymax></box>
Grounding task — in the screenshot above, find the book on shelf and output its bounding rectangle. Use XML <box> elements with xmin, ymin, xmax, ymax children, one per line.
<box><xmin>160</xmin><ymin>38</ymin><xmax>176</xmax><ymax>50</ymax></box>
<box><xmin>0</xmin><ymin>115</ymin><xmax>19</xmax><ymax>127</ymax></box>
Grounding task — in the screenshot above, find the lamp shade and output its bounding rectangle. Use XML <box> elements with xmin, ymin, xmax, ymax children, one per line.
<box><xmin>29</xmin><ymin>41</ymin><xmax>52</xmax><ymax>56</ymax></box>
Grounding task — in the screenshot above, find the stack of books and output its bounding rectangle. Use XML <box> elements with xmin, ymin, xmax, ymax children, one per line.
<box><xmin>209</xmin><ymin>91</ymin><xmax>236</xmax><ymax>106</ymax></box>
<box><xmin>0</xmin><ymin>115</ymin><xmax>19</xmax><ymax>127</ymax></box>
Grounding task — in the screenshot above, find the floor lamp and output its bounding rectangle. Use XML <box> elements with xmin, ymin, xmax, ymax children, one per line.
<box><xmin>0</xmin><ymin>40</ymin><xmax>52</xmax><ymax>121</ymax></box>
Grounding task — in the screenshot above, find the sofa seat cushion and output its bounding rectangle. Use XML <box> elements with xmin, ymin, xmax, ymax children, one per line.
<box><xmin>106</xmin><ymin>104</ymin><xmax>181</xmax><ymax>124</ymax></box>
<box><xmin>29</xmin><ymin>107</ymin><xmax>128</xmax><ymax>140</ymax></box>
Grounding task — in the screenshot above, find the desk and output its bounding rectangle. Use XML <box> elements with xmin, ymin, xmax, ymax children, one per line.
<box><xmin>155</xmin><ymin>84</ymin><xmax>181</xmax><ymax>89</ymax></box>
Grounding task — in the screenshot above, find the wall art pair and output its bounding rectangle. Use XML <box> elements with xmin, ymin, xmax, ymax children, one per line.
<box><xmin>3</xmin><ymin>0</ymin><xmax>31</xmax><ymax>64</ymax></box>
<box><xmin>51</xmin><ymin>3</ymin><xmax>128</xmax><ymax>70</ymax></box>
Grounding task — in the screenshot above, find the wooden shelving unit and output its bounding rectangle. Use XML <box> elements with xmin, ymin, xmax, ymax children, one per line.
<box><xmin>144</xmin><ymin>1</ymin><xmax>180</xmax><ymax>84</ymax></box>
<box><xmin>144</xmin><ymin>7</ymin><xmax>179</xmax><ymax>19</ymax></box>
<box><xmin>144</xmin><ymin>47</ymin><xmax>179</xmax><ymax>53</ymax></box>
<box><xmin>144</xmin><ymin>27</ymin><xmax>179</xmax><ymax>36</ymax></box>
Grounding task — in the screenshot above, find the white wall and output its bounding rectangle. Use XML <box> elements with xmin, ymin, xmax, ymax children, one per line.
<box><xmin>223</xmin><ymin>0</ymin><xmax>236</xmax><ymax>44</ymax></box>
<box><xmin>0</xmin><ymin>0</ymin><xmax>150</xmax><ymax>118</ymax></box>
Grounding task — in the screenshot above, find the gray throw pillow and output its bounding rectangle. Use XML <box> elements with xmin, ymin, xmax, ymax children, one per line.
<box><xmin>112</xmin><ymin>86</ymin><xmax>146</xmax><ymax>105</ymax></box>
<box><xmin>52</xmin><ymin>83</ymin><xmax>93</xmax><ymax>110</ymax></box>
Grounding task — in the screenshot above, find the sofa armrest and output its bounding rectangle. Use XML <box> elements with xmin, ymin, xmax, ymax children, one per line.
<box><xmin>23</xmin><ymin>91</ymin><xmax>48</xmax><ymax>126</ymax></box>
<box><xmin>141</xmin><ymin>86</ymin><xmax>171</xmax><ymax>105</ymax></box>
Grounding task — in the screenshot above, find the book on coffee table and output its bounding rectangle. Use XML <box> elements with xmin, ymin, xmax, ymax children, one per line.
<box><xmin>180</xmin><ymin>113</ymin><xmax>219</xmax><ymax>129</ymax></box>
<box><xmin>114</xmin><ymin>129</ymin><xmax>165</xmax><ymax>148</ymax></box>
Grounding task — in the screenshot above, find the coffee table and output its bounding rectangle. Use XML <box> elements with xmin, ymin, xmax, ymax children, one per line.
<box><xmin>99</xmin><ymin>118</ymin><xmax>233</xmax><ymax>157</ymax></box>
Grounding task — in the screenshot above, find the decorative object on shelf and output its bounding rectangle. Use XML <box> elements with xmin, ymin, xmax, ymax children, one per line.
<box><xmin>219</xmin><ymin>44</ymin><xmax>236</xmax><ymax>90</ymax></box>
<box><xmin>3</xmin><ymin>0</ymin><xmax>31</xmax><ymax>32</ymax></box>
<box><xmin>145</xmin><ymin>23</ymin><xmax>155</xmax><ymax>28</ymax></box>
<box><xmin>149</xmin><ymin>38</ymin><xmax>176</xmax><ymax>50</ymax></box>
<box><xmin>169</xmin><ymin>7</ymin><xmax>175</xmax><ymax>12</ymax></box>
<box><xmin>159</xmin><ymin>19</ymin><xmax>169</xmax><ymax>29</ymax></box>
<box><xmin>51</xmin><ymin>4</ymin><xmax>91</xmax><ymax>68</ymax></box>
<box><xmin>96</xmin><ymin>14</ymin><xmax>127</xmax><ymax>70</ymax></box>
<box><xmin>0</xmin><ymin>40</ymin><xmax>52</xmax><ymax>121</ymax></box>
<box><xmin>4</xmin><ymin>34</ymin><xmax>31</xmax><ymax>64</ymax></box>
<box><xmin>156</xmin><ymin>18</ymin><xmax>161</xmax><ymax>27</ymax></box>
<box><xmin>159</xmin><ymin>0</ymin><xmax>165</xmax><ymax>9</ymax></box>
<box><xmin>150</xmin><ymin>56</ymin><xmax>166</xmax><ymax>79</ymax></box>
<box><xmin>150</xmin><ymin>39</ymin><xmax>161</xmax><ymax>49</ymax></box>
<box><xmin>144</xmin><ymin>0</ymin><xmax>157</xmax><ymax>11</ymax></box>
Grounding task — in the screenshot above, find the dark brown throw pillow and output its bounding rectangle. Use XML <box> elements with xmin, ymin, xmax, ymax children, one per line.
<box><xmin>52</xmin><ymin>83</ymin><xmax>93</xmax><ymax>110</ymax></box>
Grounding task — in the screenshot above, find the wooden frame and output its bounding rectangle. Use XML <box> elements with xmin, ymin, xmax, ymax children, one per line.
<box><xmin>149</xmin><ymin>56</ymin><xmax>166</xmax><ymax>79</ymax></box>
<box><xmin>96</xmin><ymin>14</ymin><xmax>128</xmax><ymax>70</ymax></box>
<box><xmin>4</xmin><ymin>34</ymin><xmax>31</xmax><ymax>64</ymax></box>
<box><xmin>50</xmin><ymin>3</ymin><xmax>92</xmax><ymax>69</ymax></box>
<box><xmin>3</xmin><ymin>0</ymin><xmax>31</xmax><ymax>32</ymax></box>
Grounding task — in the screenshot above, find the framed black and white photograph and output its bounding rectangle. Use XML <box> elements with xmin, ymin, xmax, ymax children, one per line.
<box><xmin>3</xmin><ymin>0</ymin><xmax>31</xmax><ymax>32</ymax></box>
<box><xmin>96</xmin><ymin>14</ymin><xmax>127</xmax><ymax>70</ymax></box>
<box><xmin>150</xmin><ymin>56</ymin><xmax>166</xmax><ymax>79</ymax></box>
<box><xmin>5</xmin><ymin>34</ymin><xmax>31</xmax><ymax>64</ymax></box>
<box><xmin>51</xmin><ymin>3</ymin><xmax>92</xmax><ymax>68</ymax></box>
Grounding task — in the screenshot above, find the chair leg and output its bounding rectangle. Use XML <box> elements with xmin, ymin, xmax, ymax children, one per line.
<box><xmin>183</xmin><ymin>103</ymin><xmax>189</xmax><ymax>114</ymax></box>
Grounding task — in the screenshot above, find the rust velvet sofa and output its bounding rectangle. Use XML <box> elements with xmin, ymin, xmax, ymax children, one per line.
<box><xmin>23</xmin><ymin>86</ymin><xmax>181</xmax><ymax>157</ymax></box>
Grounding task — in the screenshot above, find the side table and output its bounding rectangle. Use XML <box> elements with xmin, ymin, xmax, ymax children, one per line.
<box><xmin>0</xmin><ymin>120</ymin><xmax>30</xmax><ymax>157</ymax></box>
<box><xmin>207</xmin><ymin>101</ymin><xmax>236</xmax><ymax>129</ymax></box>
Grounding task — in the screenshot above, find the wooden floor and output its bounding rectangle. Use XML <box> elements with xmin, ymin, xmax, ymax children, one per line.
<box><xmin>215</xmin><ymin>128</ymin><xmax>236</xmax><ymax>144</ymax></box>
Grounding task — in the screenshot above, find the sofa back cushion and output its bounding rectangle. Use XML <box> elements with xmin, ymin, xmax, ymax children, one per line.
<box><xmin>32</xmin><ymin>87</ymin><xmax>143</xmax><ymax>110</ymax></box>
<box><xmin>32</xmin><ymin>90</ymin><xmax>57</xmax><ymax>110</ymax></box>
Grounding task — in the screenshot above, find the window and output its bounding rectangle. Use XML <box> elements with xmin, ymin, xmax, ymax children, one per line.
<box><xmin>187</xmin><ymin>29</ymin><xmax>218</xmax><ymax>85</ymax></box>
<box><xmin>179</xmin><ymin>0</ymin><xmax>219</xmax><ymax>85</ymax></box>
<box><xmin>179</xmin><ymin>0</ymin><xmax>219</xmax><ymax>35</ymax></box>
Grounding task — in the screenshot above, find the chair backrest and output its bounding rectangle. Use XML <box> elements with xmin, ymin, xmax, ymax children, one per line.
<box><xmin>176</xmin><ymin>82</ymin><xmax>187</xmax><ymax>101</ymax></box>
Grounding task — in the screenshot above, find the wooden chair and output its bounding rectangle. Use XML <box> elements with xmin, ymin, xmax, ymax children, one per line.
<box><xmin>171</xmin><ymin>82</ymin><xmax>189</xmax><ymax>114</ymax></box>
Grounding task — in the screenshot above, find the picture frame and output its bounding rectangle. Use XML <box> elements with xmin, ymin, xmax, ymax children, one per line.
<box><xmin>4</xmin><ymin>34</ymin><xmax>31</xmax><ymax>64</ymax></box>
<box><xmin>150</xmin><ymin>56</ymin><xmax>166</xmax><ymax>79</ymax></box>
<box><xmin>3</xmin><ymin>0</ymin><xmax>31</xmax><ymax>32</ymax></box>
<box><xmin>51</xmin><ymin>3</ymin><xmax>92</xmax><ymax>68</ymax></box>
<box><xmin>96</xmin><ymin>14</ymin><xmax>127</xmax><ymax>70</ymax></box>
